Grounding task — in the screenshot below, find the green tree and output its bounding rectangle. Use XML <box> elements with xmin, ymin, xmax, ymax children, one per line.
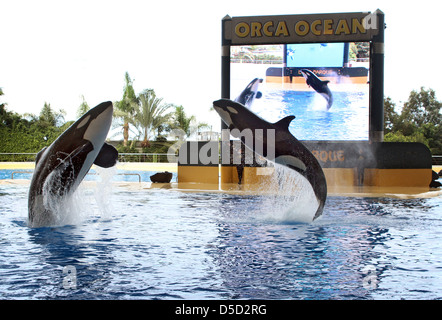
<box><xmin>384</xmin><ymin>131</ymin><xmax>429</xmax><ymax>146</ymax></box>
<box><xmin>1</xmin><ymin>88</ymin><xmax>15</xmax><ymax>128</ymax></box>
<box><xmin>401</xmin><ymin>87</ymin><xmax>441</xmax><ymax>127</ymax></box>
<box><xmin>0</xmin><ymin>88</ymin><xmax>25</xmax><ymax>130</ymax></box>
<box><xmin>170</xmin><ymin>105</ymin><xmax>210</xmax><ymax>139</ymax></box>
<box><xmin>134</xmin><ymin>89</ymin><xmax>173</xmax><ymax>148</ymax></box>
<box><xmin>1</xmin><ymin>105</ymin><xmax>23</xmax><ymax>130</ymax></box>
<box><xmin>172</xmin><ymin>105</ymin><xmax>195</xmax><ymax>136</ymax></box>
<box><xmin>38</xmin><ymin>102</ymin><xmax>65</xmax><ymax>128</ymax></box>
<box><xmin>421</xmin><ymin>122</ymin><xmax>442</xmax><ymax>155</ymax></box>
<box><xmin>384</xmin><ymin>87</ymin><xmax>442</xmax><ymax>154</ymax></box>
<box><xmin>0</xmin><ymin>101</ymin><xmax>68</xmax><ymax>157</ymax></box>
<box><xmin>77</xmin><ymin>95</ymin><xmax>90</xmax><ymax>118</ymax></box>
<box><xmin>114</xmin><ymin>72</ymin><xmax>138</xmax><ymax>146</ymax></box>
<box><xmin>0</xmin><ymin>87</ymin><xmax>6</xmax><ymax>110</ymax></box>
<box><xmin>383</xmin><ymin>96</ymin><xmax>399</xmax><ymax>134</ymax></box>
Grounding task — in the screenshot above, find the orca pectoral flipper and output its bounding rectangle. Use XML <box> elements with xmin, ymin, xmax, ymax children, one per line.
<box><xmin>35</xmin><ymin>147</ymin><xmax>48</xmax><ymax>164</ymax></box>
<box><xmin>94</xmin><ymin>142</ymin><xmax>118</xmax><ymax>168</ymax></box>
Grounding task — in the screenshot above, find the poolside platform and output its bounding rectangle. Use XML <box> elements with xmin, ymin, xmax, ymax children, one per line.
<box><xmin>0</xmin><ymin>162</ymin><xmax>178</xmax><ymax>172</ymax></box>
<box><xmin>1</xmin><ymin>162</ymin><xmax>440</xmax><ymax>199</ymax></box>
<box><xmin>2</xmin><ymin>179</ymin><xmax>441</xmax><ymax>200</ymax></box>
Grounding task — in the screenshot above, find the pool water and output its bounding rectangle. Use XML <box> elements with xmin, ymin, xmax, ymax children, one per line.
<box><xmin>0</xmin><ymin>168</ymin><xmax>177</xmax><ymax>183</ymax></box>
<box><xmin>0</xmin><ymin>170</ymin><xmax>441</xmax><ymax>300</ymax></box>
<box><xmin>252</xmin><ymin>89</ymin><xmax>369</xmax><ymax>141</ymax></box>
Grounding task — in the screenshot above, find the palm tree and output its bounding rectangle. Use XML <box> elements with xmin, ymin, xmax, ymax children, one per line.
<box><xmin>134</xmin><ymin>89</ymin><xmax>173</xmax><ymax>148</ymax></box>
<box><xmin>173</xmin><ymin>105</ymin><xmax>194</xmax><ymax>136</ymax></box>
<box><xmin>114</xmin><ymin>72</ymin><xmax>138</xmax><ymax>146</ymax></box>
<box><xmin>171</xmin><ymin>105</ymin><xmax>210</xmax><ymax>139</ymax></box>
<box><xmin>76</xmin><ymin>95</ymin><xmax>90</xmax><ymax>118</ymax></box>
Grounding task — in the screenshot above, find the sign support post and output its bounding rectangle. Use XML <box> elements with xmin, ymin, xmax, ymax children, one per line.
<box><xmin>221</xmin><ymin>15</ymin><xmax>232</xmax><ymax>131</ymax></box>
<box><xmin>369</xmin><ymin>9</ymin><xmax>385</xmax><ymax>142</ymax></box>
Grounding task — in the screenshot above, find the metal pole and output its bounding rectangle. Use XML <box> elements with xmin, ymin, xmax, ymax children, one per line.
<box><xmin>221</xmin><ymin>15</ymin><xmax>232</xmax><ymax>131</ymax></box>
<box><xmin>369</xmin><ymin>9</ymin><xmax>385</xmax><ymax>142</ymax></box>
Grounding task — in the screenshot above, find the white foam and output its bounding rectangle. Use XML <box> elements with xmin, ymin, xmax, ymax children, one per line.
<box><xmin>253</xmin><ymin>163</ymin><xmax>320</xmax><ymax>224</ymax></box>
<box><xmin>39</xmin><ymin>165</ymin><xmax>117</xmax><ymax>227</ymax></box>
<box><xmin>93</xmin><ymin>165</ymin><xmax>117</xmax><ymax>220</ymax></box>
<box><xmin>307</xmin><ymin>93</ymin><xmax>329</xmax><ymax>111</ymax></box>
<box><xmin>41</xmin><ymin>169</ymin><xmax>89</xmax><ymax>226</ymax></box>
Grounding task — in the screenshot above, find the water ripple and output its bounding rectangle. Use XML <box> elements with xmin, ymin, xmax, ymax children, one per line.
<box><xmin>0</xmin><ymin>183</ymin><xmax>441</xmax><ymax>299</ymax></box>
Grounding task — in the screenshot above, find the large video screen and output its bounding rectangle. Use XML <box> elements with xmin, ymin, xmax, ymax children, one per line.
<box><xmin>286</xmin><ymin>43</ymin><xmax>346</xmax><ymax>68</ymax></box>
<box><xmin>230</xmin><ymin>42</ymin><xmax>370</xmax><ymax>141</ymax></box>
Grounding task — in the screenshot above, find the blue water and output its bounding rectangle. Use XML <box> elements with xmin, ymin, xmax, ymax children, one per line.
<box><xmin>1</xmin><ymin>176</ymin><xmax>441</xmax><ymax>299</ymax></box>
<box><xmin>0</xmin><ymin>169</ymin><xmax>177</xmax><ymax>183</ymax></box>
<box><xmin>252</xmin><ymin>90</ymin><xmax>369</xmax><ymax>141</ymax></box>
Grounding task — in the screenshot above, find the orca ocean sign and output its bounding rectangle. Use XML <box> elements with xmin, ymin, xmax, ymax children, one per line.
<box><xmin>222</xmin><ymin>10</ymin><xmax>385</xmax><ymax>142</ymax></box>
<box><xmin>224</xmin><ymin>11</ymin><xmax>380</xmax><ymax>45</ymax></box>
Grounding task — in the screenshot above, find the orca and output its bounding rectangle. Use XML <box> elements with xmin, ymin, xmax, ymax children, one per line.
<box><xmin>287</xmin><ymin>48</ymin><xmax>295</xmax><ymax>60</ymax></box>
<box><xmin>28</xmin><ymin>101</ymin><xmax>118</xmax><ymax>227</ymax></box>
<box><xmin>213</xmin><ymin>99</ymin><xmax>327</xmax><ymax>220</ymax></box>
<box><xmin>234</xmin><ymin>78</ymin><xmax>263</xmax><ymax>109</ymax></box>
<box><xmin>430</xmin><ymin>170</ymin><xmax>442</xmax><ymax>188</ymax></box>
<box><xmin>300</xmin><ymin>69</ymin><xmax>333</xmax><ymax>110</ymax></box>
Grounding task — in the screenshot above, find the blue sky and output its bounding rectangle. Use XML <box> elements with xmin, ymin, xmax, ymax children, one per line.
<box><xmin>1</xmin><ymin>0</ymin><xmax>441</xmax><ymax>130</ymax></box>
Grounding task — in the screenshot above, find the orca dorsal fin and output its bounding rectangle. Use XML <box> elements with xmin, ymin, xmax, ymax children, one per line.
<box><xmin>94</xmin><ymin>142</ymin><xmax>118</xmax><ymax>168</ymax></box>
<box><xmin>273</xmin><ymin>115</ymin><xmax>296</xmax><ymax>130</ymax></box>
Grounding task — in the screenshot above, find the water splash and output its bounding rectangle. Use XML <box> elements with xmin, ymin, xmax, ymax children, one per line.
<box><xmin>307</xmin><ymin>92</ymin><xmax>329</xmax><ymax>111</ymax></box>
<box><xmin>41</xmin><ymin>169</ymin><xmax>88</xmax><ymax>226</ymax></box>
<box><xmin>39</xmin><ymin>164</ymin><xmax>117</xmax><ymax>227</ymax></box>
<box><xmin>253</xmin><ymin>163</ymin><xmax>320</xmax><ymax>224</ymax></box>
<box><xmin>93</xmin><ymin>165</ymin><xmax>117</xmax><ymax>220</ymax></box>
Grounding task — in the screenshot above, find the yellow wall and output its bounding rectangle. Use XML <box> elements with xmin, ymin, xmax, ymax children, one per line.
<box><xmin>323</xmin><ymin>168</ymin><xmax>356</xmax><ymax>187</ymax></box>
<box><xmin>220</xmin><ymin>166</ymin><xmax>239</xmax><ymax>184</ymax></box>
<box><xmin>364</xmin><ymin>169</ymin><xmax>432</xmax><ymax>187</ymax></box>
<box><xmin>324</xmin><ymin>168</ymin><xmax>432</xmax><ymax>187</ymax></box>
<box><xmin>177</xmin><ymin>166</ymin><xmax>219</xmax><ymax>184</ymax></box>
<box><xmin>180</xmin><ymin>164</ymin><xmax>432</xmax><ymax>189</ymax></box>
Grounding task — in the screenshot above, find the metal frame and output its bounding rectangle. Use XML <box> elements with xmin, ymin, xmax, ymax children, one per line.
<box><xmin>221</xmin><ymin>10</ymin><xmax>385</xmax><ymax>141</ymax></box>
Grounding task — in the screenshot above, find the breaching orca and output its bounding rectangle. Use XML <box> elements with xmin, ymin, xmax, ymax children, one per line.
<box><xmin>287</xmin><ymin>48</ymin><xmax>296</xmax><ymax>60</ymax></box>
<box><xmin>300</xmin><ymin>69</ymin><xmax>333</xmax><ymax>110</ymax></box>
<box><xmin>28</xmin><ymin>101</ymin><xmax>118</xmax><ymax>227</ymax></box>
<box><xmin>213</xmin><ymin>99</ymin><xmax>327</xmax><ymax>220</ymax></box>
<box><xmin>234</xmin><ymin>78</ymin><xmax>263</xmax><ymax>109</ymax></box>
